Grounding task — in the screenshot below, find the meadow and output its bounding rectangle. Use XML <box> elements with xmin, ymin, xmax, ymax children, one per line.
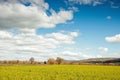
<box><xmin>0</xmin><ymin>65</ymin><xmax>120</xmax><ymax>80</ymax></box>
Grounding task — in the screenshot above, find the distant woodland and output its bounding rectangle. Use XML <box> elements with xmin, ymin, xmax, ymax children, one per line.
<box><xmin>0</xmin><ymin>57</ymin><xmax>120</xmax><ymax>66</ymax></box>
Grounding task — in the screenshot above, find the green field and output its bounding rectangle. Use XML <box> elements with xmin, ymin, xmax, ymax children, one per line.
<box><xmin>0</xmin><ymin>65</ymin><xmax>120</xmax><ymax>80</ymax></box>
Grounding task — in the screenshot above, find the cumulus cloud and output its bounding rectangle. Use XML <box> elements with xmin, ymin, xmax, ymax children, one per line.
<box><xmin>0</xmin><ymin>0</ymin><xmax>73</xmax><ymax>30</ymax></box>
<box><xmin>98</xmin><ymin>47</ymin><xmax>108</xmax><ymax>53</ymax></box>
<box><xmin>105</xmin><ymin>34</ymin><xmax>120</xmax><ymax>43</ymax></box>
<box><xmin>0</xmin><ymin>0</ymin><xmax>75</xmax><ymax>61</ymax></box>
<box><xmin>0</xmin><ymin>30</ymin><xmax>79</xmax><ymax>60</ymax></box>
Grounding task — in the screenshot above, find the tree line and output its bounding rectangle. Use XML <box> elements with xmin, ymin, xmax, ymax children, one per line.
<box><xmin>0</xmin><ymin>57</ymin><xmax>64</xmax><ymax>65</ymax></box>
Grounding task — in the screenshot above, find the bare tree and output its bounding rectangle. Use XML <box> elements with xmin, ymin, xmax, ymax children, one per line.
<box><xmin>29</xmin><ymin>57</ymin><xmax>34</xmax><ymax>64</ymax></box>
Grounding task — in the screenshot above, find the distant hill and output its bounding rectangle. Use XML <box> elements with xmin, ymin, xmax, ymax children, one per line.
<box><xmin>64</xmin><ymin>58</ymin><xmax>120</xmax><ymax>64</ymax></box>
<box><xmin>80</xmin><ymin>58</ymin><xmax>120</xmax><ymax>63</ymax></box>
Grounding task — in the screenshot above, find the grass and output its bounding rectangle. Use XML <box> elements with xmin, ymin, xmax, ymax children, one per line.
<box><xmin>0</xmin><ymin>65</ymin><xmax>120</xmax><ymax>80</ymax></box>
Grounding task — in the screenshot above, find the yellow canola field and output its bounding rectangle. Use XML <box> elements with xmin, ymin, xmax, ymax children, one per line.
<box><xmin>0</xmin><ymin>65</ymin><xmax>120</xmax><ymax>80</ymax></box>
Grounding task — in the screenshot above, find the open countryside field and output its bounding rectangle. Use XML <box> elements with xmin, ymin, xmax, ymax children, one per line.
<box><xmin>0</xmin><ymin>65</ymin><xmax>120</xmax><ymax>80</ymax></box>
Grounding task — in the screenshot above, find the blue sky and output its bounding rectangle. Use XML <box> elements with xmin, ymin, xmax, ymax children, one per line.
<box><xmin>0</xmin><ymin>0</ymin><xmax>120</xmax><ymax>61</ymax></box>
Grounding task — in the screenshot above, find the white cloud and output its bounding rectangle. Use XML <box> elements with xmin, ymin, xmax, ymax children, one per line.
<box><xmin>69</xmin><ymin>0</ymin><xmax>92</xmax><ymax>5</ymax></box>
<box><xmin>0</xmin><ymin>0</ymin><xmax>75</xmax><ymax>61</ymax></box>
<box><xmin>105</xmin><ymin>34</ymin><xmax>120</xmax><ymax>43</ymax></box>
<box><xmin>70</xmin><ymin>32</ymin><xmax>79</xmax><ymax>37</ymax></box>
<box><xmin>0</xmin><ymin>0</ymin><xmax>73</xmax><ymax>30</ymax></box>
<box><xmin>0</xmin><ymin>31</ymin><xmax>13</xmax><ymax>39</ymax></box>
<box><xmin>68</xmin><ymin>0</ymin><xmax>120</xmax><ymax>8</ymax></box>
<box><xmin>68</xmin><ymin>6</ymin><xmax>79</xmax><ymax>12</ymax></box>
<box><xmin>0</xmin><ymin>30</ymin><xmax>79</xmax><ymax>61</ymax></box>
<box><xmin>61</xmin><ymin>51</ymin><xmax>88</xmax><ymax>60</ymax></box>
<box><xmin>106</xmin><ymin>16</ymin><xmax>111</xmax><ymax>20</ymax></box>
<box><xmin>61</xmin><ymin>51</ymin><xmax>102</xmax><ymax>60</ymax></box>
<box><xmin>68</xmin><ymin>0</ymin><xmax>104</xmax><ymax>6</ymax></box>
<box><xmin>98</xmin><ymin>47</ymin><xmax>108</xmax><ymax>53</ymax></box>
<box><xmin>45</xmin><ymin>32</ymin><xmax>78</xmax><ymax>44</ymax></box>
<box><xmin>93</xmin><ymin>0</ymin><xmax>102</xmax><ymax>6</ymax></box>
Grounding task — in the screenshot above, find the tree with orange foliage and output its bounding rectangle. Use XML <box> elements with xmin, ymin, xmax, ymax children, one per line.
<box><xmin>47</xmin><ymin>58</ymin><xmax>55</xmax><ymax>64</ymax></box>
<box><xmin>56</xmin><ymin>57</ymin><xmax>63</xmax><ymax>64</ymax></box>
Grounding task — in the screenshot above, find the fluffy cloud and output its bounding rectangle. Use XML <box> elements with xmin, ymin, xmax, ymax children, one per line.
<box><xmin>0</xmin><ymin>0</ymin><xmax>73</xmax><ymax>30</ymax></box>
<box><xmin>98</xmin><ymin>47</ymin><xmax>108</xmax><ymax>53</ymax></box>
<box><xmin>105</xmin><ymin>34</ymin><xmax>120</xmax><ymax>43</ymax></box>
<box><xmin>0</xmin><ymin>30</ymin><xmax>79</xmax><ymax>60</ymax></box>
<box><xmin>0</xmin><ymin>0</ymin><xmax>75</xmax><ymax>61</ymax></box>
